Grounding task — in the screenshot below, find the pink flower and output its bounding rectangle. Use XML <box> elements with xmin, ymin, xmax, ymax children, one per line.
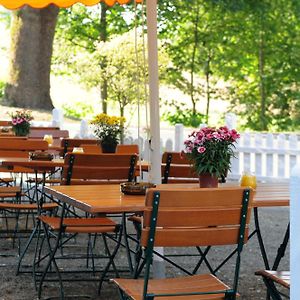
<box><xmin>206</xmin><ymin>133</ymin><xmax>213</xmax><ymax>140</ymax></box>
<box><xmin>197</xmin><ymin>146</ymin><xmax>206</xmax><ymax>153</ymax></box>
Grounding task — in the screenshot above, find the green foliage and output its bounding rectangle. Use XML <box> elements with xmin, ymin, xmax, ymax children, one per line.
<box><xmin>162</xmin><ymin>100</ymin><xmax>205</xmax><ymax>127</ymax></box>
<box><xmin>0</xmin><ymin>81</ymin><xmax>5</xmax><ymax>100</ymax></box>
<box><xmin>158</xmin><ymin>0</ymin><xmax>300</xmax><ymax>131</ymax></box>
<box><xmin>0</xmin><ymin>10</ymin><xmax>11</xmax><ymax>28</ymax></box>
<box><xmin>62</xmin><ymin>102</ymin><xmax>94</xmax><ymax>119</ymax></box>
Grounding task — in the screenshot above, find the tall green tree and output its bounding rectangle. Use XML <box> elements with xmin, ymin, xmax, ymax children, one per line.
<box><xmin>212</xmin><ymin>0</ymin><xmax>300</xmax><ymax>131</ymax></box>
<box><xmin>53</xmin><ymin>3</ymin><xmax>139</xmax><ymax>113</ymax></box>
<box><xmin>158</xmin><ymin>0</ymin><xmax>230</xmax><ymax>126</ymax></box>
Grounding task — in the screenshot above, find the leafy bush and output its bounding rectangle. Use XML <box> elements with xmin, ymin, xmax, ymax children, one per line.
<box><xmin>62</xmin><ymin>102</ymin><xmax>94</xmax><ymax>119</ymax></box>
<box><xmin>162</xmin><ymin>100</ymin><xmax>205</xmax><ymax>128</ymax></box>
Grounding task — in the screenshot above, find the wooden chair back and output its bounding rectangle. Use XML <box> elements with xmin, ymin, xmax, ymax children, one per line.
<box><xmin>80</xmin><ymin>144</ymin><xmax>102</xmax><ymax>154</ymax></box>
<box><xmin>141</xmin><ymin>187</ymin><xmax>253</xmax><ymax>247</ymax></box>
<box><xmin>161</xmin><ymin>151</ymin><xmax>198</xmax><ymax>183</ymax></box>
<box><xmin>0</xmin><ymin>139</ymin><xmax>48</xmax><ymax>151</ymax></box>
<box><xmin>28</xmin><ymin>129</ymin><xmax>69</xmax><ymax>139</ymax></box>
<box><xmin>60</xmin><ymin>138</ymin><xmax>98</xmax><ymax>156</ymax></box>
<box><xmin>30</xmin><ymin>126</ymin><xmax>60</xmax><ymax>130</ymax></box>
<box><xmin>116</xmin><ymin>144</ymin><xmax>139</xmax><ymax>154</ymax></box>
<box><xmin>0</xmin><ymin>121</ymin><xmax>12</xmax><ymax>126</ymax></box>
<box><xmin>61</xmin><ymin>153</ymin><xmax>138</xmax><ymax>185</ymax></box>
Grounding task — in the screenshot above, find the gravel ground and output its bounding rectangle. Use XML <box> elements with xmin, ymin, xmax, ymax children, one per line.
<box><xmin>0</xmin><ymin>206</ymin><xmax>289</xmax><ymax>300</ymax></box>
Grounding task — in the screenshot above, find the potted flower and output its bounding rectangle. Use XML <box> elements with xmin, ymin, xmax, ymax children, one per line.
<box><xmin>90</xmin><ymin>113</ymin><xmax>125</xmax><ymax>153</ymax></box>
<box><xmin>9</xmin><ymin>109</ymin><xmax>33</xmax><ymax>136</ymax></box>
<box><xmin>183</xmin><ymin>126</ymin><xmax>240</xmax><ymax>187</ymax></box>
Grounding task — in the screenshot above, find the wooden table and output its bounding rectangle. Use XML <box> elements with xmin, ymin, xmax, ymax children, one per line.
<box><xmin>44</xmin><ymin>182</ymin><xmax>289</xmax><ymax>273</ymax></box>
<box><xmin>44</xmin><ymin>182</ymin><xmax>289</xmax><ymax>214</ymax></box>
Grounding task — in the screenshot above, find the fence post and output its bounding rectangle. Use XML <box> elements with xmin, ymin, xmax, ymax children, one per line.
<box><xmin>266</xmin><ymin>133</ymin><xmax>274</xmax><ymax>178</ymax></box>
<box><xmin>254</xmin><ymin>133</ymin><xmax>263</xmax><ymax>177</ymax></box>
<box><xmin>243</xmin><ymin>132</ymin><xmax>251</xmax><ymax>173</ymax></box>
<box><xmin>79</xmin><ymin>120</ymin><xmax>89</xmax><ymax>138</ymax></box>
<box><xmin>277</xmin><ymin>133</ymin><xmax>286</xmax><ymax>178</ymax></box>
<box><xmin>52</xmin><ymin>108</ymin><xmax>64</xmax><ymax>128</ymax></box>
<box><xmin>290</xmin><ymin>164</ymin><xmax>300</xmax><ymax>299</ymax></box>
<box><xmin>289</xmin><ymin>134</ymin><xmax>298</xmax><ymax>177</ymax></box>
<box><xmin>174</xmin><ymin>124</ymin><xmax>184</xmax><ymax>152</ymax></box>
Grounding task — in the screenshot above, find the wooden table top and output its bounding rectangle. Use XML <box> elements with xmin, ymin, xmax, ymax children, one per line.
<box><xmin>44</xmin><ymin>182</ymin><xmax>289</xmax><ymax>214</ymax></box>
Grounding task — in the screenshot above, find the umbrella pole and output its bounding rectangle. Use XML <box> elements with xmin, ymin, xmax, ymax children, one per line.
<box><xmin>146</xmin><ymin>0</ymin><xmax>165</xmax><ymax>279</ymax></box>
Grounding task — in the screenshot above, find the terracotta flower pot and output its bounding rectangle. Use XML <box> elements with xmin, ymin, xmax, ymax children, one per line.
<box><xmin>199</xmin><ymin>173</ymin><xmax>218</xmax><ymax>188</ymax></box>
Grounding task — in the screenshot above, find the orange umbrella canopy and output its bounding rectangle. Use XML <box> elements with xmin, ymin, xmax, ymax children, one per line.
<box><xmin>0</xmin><ymin>0</ymin><xmax>142</xmax><ymax>9</ymax></box>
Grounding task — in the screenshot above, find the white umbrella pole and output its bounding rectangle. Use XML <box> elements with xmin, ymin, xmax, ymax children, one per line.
<box><xmin>146</xmin><ymin>0</ymin><xmax>165</xmax><ymax>279</ymax></box>
<box><xmin>146</xmin><ymin>0</ymin><xmax>161</xmax><ymax>185</ymax></box>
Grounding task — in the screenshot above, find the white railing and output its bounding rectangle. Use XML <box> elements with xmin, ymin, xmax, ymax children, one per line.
<box><xmin>35</xmin><ymin>109</ymin><xmax>299</xmax><ymax>181</ymax></box>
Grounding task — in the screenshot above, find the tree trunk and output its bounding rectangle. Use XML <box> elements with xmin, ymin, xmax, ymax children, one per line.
<box><xmin>4</xmin><ymin>5</ymin><xmax>59</xmax><ymax>110</ymax></box>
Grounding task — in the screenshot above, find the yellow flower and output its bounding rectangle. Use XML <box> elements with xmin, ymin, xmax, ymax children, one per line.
<box><xmin>90</xmin><ymin>113</ymin><xmax>126</xmax><ymax>143</ymax></box>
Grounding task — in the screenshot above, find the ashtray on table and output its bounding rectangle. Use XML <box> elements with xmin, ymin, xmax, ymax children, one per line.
<box><xmin>120</xmin><ymin>182</ymin><xmax>156</xmax><ymax>195</ymax></box>
<box><xmin>30</xmin><ymin>152</ymin><xmax>54</xmax><ymax>161</ymax></box>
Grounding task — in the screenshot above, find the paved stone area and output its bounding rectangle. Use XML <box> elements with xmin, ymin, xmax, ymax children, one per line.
<box><xmin>0</xmin><ymin>206</ymin><xmax>289</xmax><ymax>299</ymax></box>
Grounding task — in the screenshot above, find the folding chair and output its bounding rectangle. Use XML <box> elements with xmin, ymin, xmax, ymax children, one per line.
<box><xmin>255</xmin><ymin>270</ymin><xmax>290</xmax><ymax>299</ymax></box>
<box><xmin>35</xmin><ymin>153</ymin><xmax>138</xmax><ymax>299</ymax></box>
<box><xmin>113</xmin><ymin>187</ymin><xmax>253</xmax><ymax>299</ymax></box>
<box><xmin>0</xmin><ymin>186</ymin><xmax>57</xmax><ymax>253</ymax></box>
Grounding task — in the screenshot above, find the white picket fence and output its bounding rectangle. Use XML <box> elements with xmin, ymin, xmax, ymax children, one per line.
<box><xmin>36</xmin><ymin>109</ymin><xmax>299</xmax><ymax>181</ymax></box>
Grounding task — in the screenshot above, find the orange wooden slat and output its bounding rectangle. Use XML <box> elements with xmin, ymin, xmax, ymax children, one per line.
<box><xmin>141</xmin><ymin>227</ymin><xmax>250</xmax><ymax>247</ymax></box>
<box><xmin>143</xmin><ymin>207</ymin><xmax>252</xmax><ymax>227</ymax></box>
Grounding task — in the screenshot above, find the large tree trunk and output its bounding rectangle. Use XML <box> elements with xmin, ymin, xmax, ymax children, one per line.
<box><xmin>4</xmin><ymin>5</ymin><xmax>59</xmax><ymax>110</ymax></box>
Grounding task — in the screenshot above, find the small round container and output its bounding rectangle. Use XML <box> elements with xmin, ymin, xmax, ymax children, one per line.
<box><xmin>120</xmin><ymin>182</ymin><xmax>156</xmax><ymax>195</ymax></box>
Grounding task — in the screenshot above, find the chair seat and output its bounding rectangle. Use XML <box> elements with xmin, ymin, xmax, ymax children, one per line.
<box><xmin>255</xmin><ymin>270</ymin><xmax>290</xmax><ymax>289</ymax></box>
<box><xmin>0</xmin><ymin>202</ymin><xmax>58</xmax><ymax>210</ymax></box>
<box><xmin>112</xmin><ymin>274</ymin><xmax>234</xmax><ymax>300</ymax></box>
<box><xmin>39</xmin><ymin>215</ymin><xmax>118</xmax><ymax>233</ymax></box>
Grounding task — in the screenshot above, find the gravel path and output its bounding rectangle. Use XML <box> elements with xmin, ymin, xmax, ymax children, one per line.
<box><xmin>0</xmin><ymin>206</ymin><xmax>289</xmax><ymax>300</ymax></box>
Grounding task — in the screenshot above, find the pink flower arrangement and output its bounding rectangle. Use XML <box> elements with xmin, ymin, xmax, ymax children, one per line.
<box><xmin>8</xmin><ymin>109</ymin><xmax>33</xmax><ymax>136</ymax></box>
<box><xmin>184</xmin><ymin>126</ymin><xmax>240</xmax><ymax>177</ymax></box>
<box><xmin>9</xmin><ymin>110</ymin><xmax>33</xmax><ymax>125</ymax></box>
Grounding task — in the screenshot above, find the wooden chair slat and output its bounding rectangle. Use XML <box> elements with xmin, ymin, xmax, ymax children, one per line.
<box><xmin>145</xmin><ymin>188</ymin><xmax>250</xmax><ymax>207</ymax></box>
<box><xmin>29</xmin><ymin>129</ymin><xmax>69</xmax><ymax>139</ymax></box>
<box><xmin>116</xmin><ymin>144</ymin><xmax>139</xmax><ymax>154</ymax></box>
<box><xmin>0</xmin><ymin>139</ymin><xmax>48</xmax><ymax>151</ymax></box>
<box><xmin>143</xmin><ymin>207</ymin><xmax>252</xmax><ymax>227</ymax></box>
<box><xmin>113</xmin><ymin>273</ymin><xmax>230</xmax><ymax>300</ymax></box>
<box><xmin>62</xmin><ymin>153</ymin><xmax>137</xmax><ymax>184</ymax></box>
<box><xmin>141</xmin><ymin>227</ymin><xmax>249</xmax><ymax>247</ymax></box>
<box><xmin>69</xmin><ymin>168</ymin><xmax>132</xmax><ymax>180</ymax></box>
<box><xmin>80</xmin><ymin>144</ymin><xmax>102</xmax><ymax>154</ymax></box>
